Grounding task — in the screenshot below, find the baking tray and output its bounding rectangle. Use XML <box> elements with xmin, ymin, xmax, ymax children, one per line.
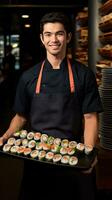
<box><xmin>0</xmin><ymin>147</ymin><xmax>97</xmax><ymax>170</ymax></box>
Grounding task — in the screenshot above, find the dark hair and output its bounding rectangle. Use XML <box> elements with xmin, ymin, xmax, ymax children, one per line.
<box><xmin>40</xmin><ymin>12</ymin><xmax>72</xmax><ymax>34</ymax></box>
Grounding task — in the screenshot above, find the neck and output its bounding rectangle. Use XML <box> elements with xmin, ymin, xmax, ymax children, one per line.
<box><xmin>47</xmin><ymin>54</ymin><xmax>66</xmax><ymax>69</ymax></box>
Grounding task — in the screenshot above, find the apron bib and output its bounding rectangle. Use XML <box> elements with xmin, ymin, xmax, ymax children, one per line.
<box><xmin>30</xmin><ymin>59</ymin><xmax>83</xmax><ymax>140</ymax></box>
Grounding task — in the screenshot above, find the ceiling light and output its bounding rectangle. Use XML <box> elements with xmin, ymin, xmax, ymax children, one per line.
<box><xmin>21</xmin><ymin>15</ymin><xmax>29</xmax><ymax>18</ymax></box>
<box><xmin>24</xmin><ymin>24</ymin><xmax>31</xmax><ymax>28</ymax></box>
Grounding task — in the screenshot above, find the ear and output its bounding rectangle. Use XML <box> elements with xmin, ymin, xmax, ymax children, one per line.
<box><xmin>40</xmin><ymin>34</ymin><xmax>44</xmax><ymax>45</ymax></box>
<box><xmin>67</xmin><ymin>32</ymin><xmax>72</xmax><ymax>44</ymax></box>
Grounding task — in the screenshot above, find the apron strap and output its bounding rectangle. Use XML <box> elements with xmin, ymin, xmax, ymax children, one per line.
<box><xmin>36</xmin><ymin>59</ymin><xmax>75</xmax><ymax>94</ymax></box>
<box><xmin>67</xmin><ymin>59</ymin><xmax>75</xmax><ymax>93</ymax></box>
<box><xmin>36</xmin><ymin>61</ymin><xmax>45</xmax><ymax>94</ymax></box>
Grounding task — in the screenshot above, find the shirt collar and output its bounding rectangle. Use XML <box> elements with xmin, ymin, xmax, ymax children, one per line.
<box><xmin>44</xmin><ymin>57</ymin><xmax>68</xmax><ymax>71</ymax></box>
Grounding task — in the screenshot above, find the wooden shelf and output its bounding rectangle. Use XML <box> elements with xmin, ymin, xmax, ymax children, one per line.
<box><xmin>99</xmin><ymin>0</ymin><xmax>112</xmax><ymax>15</ymax></box>
<box><xmin>99</xmin><ymin>32</ymin><xmax>112</xmax><ymax>44</ymax></box>
<box><xmin>99</xmin><ymin>19</ymin><xmax>112</xmax><ymax>32</ymax></box>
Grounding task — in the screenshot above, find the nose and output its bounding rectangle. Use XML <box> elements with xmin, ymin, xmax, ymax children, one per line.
<box><xmin>51</xmin><ymin>34</ymin><xmax>58</xmax><ymax>41</ymax></box>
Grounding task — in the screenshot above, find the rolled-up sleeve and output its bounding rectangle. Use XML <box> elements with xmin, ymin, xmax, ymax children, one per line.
<box><xmin>82</xmin><ymin>69</ymin><xmax>103</xmax><ymax>114</ymax></box>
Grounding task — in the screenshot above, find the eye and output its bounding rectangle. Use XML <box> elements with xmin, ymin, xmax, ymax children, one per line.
<box><xmin>56</xmin><ymin>31</ymin><xmax>65</xmax><ymax>36</ymax></box>
<box><xmin>44</xmin><ymin>33</ymin><xmax>51</xmax><ymax>37</ymax></box>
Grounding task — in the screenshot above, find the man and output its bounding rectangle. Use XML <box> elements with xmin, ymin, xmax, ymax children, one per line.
<box><xmin>0</xmin><ymin>12</ymin><xmax>102</xmax><ymax>200</ymax></box>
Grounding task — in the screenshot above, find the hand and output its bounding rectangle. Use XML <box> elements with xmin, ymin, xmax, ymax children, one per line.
<box><xmin>82</xmin><ymin>156</ymin><xmax>98</xmax><ymax>174</ymax></box>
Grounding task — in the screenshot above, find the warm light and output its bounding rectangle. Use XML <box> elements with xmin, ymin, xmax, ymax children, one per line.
<box><xmin>21</xmin><ymin>15</ymin><xmax>29</xmax><ymax>18</ymax></box>
<box><xmin>24</xmin><ymin>24</ymin><xmax>31</xmax><ymax>28</ymax></box>
<box><xmin>12</xmin><ymin>43</ymin><xmax>18</xmax><ymax>48</ymax></box>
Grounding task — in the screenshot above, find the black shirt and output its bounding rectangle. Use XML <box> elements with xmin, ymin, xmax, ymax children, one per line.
<box><xmin>13</xmin><ymin>58</ymin><xmax>103</xmax><ymax>118</ymax></box>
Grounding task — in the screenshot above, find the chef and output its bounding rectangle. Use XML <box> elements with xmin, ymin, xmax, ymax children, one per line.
<box><xmin>0</xmin><ymin>12</ymin><xmax>103</xmax><ymax>200</ymax></box>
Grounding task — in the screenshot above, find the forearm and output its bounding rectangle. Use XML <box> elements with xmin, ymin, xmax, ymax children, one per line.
<box><xmin>84</xmin><ymin>112</ymin><xmax>98</xmax><ymax>147</ymax></box>
<box><xmin>3</xmin><ymin>114</ymin><xmax>27</xmax><ymax>141</ymax></box>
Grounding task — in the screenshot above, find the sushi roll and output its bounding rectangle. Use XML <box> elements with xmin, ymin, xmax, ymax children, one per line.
<box><xmin>20</xmin><ymin>130</ymin><xmax>27</xmax><ymax>139</ymax></box>
<box><xmin>60</xmin><ymin>147</ymin><xmax>68</xmax><ymax>155</ymax></box>
<box><xmin>53</xmin><ymin>154</ymin><xmax>62</xmax><ymax>163</ymax></box>
<box><xmin>34</xmin><ymin>132</ymin><xmax>41</xmax><ymax>141</ymax></box>
<box><xmin>24</xmin><ymin>148</ymin><xmax>32</xmax><ymax>156</ymax></box>
<box><xmin>22</xmin><ymin>139</ymin><xmax>28</xmax><ymax>147</ymax></box>
<box><xmin>15</xmin><ymin>139</ymin><xmax>22</xmax><ymax>146</ymax></box>
<box><xmin>3</xmin><ymin>144</ymin><xmax>11</xmax><ymax>152</ymax></box>
<box><xmin>40</xmin><ymin>134</ymin><xmax>48</xmax><ymax>143</ymax></box>
<box><xmin>76</xmin><ymin>143</ymin><xmax>85</xmax><ymax>153</ymax></box>
<box><xmin>42</xmin><ymin>143</ymin><xmax>51</xmax><ymax>151</ymax></box>
<box><xmin>38</xmin><ymin>150</ymin><xmax>46</xmax><ymax>160</ymax></box>
<box><xmin>0</xmin><ymin>139</ymin><xmax>3</xmax><ymax>147</ymax></box>
<box><xmin>45</xmin><ymin>152</ymin><xmax>54</xmax><ymax>161</ymax></box>
<box><xmin>28</xmin><ymin>140</ymin><xmax>36</xmax><ymax>149</ymax></box>
<box><xmin>84</xmin><ymin>145</ymin><xmax>93</xmax><ymax>155</ymax></box>
<box><xmin>13</xmin><ymin>131</ymin><xmax>21</xmax><ymax>138</ymax></box>
<box><xmin>61</xmin><ymin>139</ymin><xmax>69</xmax><ymax>148</ymax></box>
<box><xmin>7</xmin><ymin>137</ymin><xmax>16</xmax><ymax>146</ymax></box>
<box><xmin>30</xmin><ymin>150</ymin><xmax>39</xmax><ymax>159</ymax></box>
<box><xmin>61</xmin><ymin>155</ymin><xmax>69</xmax><ymax>164</ymax></box>
<box><xmin>27</xmin><ymin>132</ymin><xmax>34</xmax><ymax>140</ymax></box>
<box><xmin>35</xmin><ymin>142</ymin><xmax>43</xmax><ymax>150</ymax></box>
<box><xmin>69</xmin><ymin>156</ymin><xmax>78</xmax><ymax>166</ymax></box>
<box><xmin>10</xmin><ymin>145</ymin><xmax>19</xmax><ymax>153</ymax></box>
<box><xmin>17</xmin><ymin>146</ymin><xmax>25</xmax><ymax>154</ymax></box>
<box><xmin>69</xmin><ymin>141</ymin><xmax>77</xmax><ymax>149</ymax></box>
<box><xmin>47</xmin><ymin>136</ymin><xmax>54</xmax><ymax>145</ymax></box>
<box><xmin>67</xmin><ymin>147</ymin><xmax>75</xmax><ymax>156</ymax></box>
<box><xmin>50</xmin><ymin>144</ymin><xmax>60</xmax><ymax>153</ymax></box>
<box><xmin>53</xmin><ymin>137</ymin><xmax>61</xmax><ymax>146</ymax></box>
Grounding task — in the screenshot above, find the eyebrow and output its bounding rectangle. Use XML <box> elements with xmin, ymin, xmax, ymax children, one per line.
<box><xmin>43</xmin><ymin>30</ymin><xmax>65</xmax><ymax>34</ymax></box>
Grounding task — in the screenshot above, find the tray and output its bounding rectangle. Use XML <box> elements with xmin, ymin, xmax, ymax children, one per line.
<box><xmin>0</xmin><ymin>147</ymin><xmax>97</xmax><ymax>170</ymax></box>
<box><xmin>0</xmin><ymin>131</ymin><xmax>98</xmax><ymax>170</ymax></box>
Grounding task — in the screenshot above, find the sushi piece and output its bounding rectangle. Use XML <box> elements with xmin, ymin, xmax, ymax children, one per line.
<box><xmin>45</xmin><ymin>152</ymin><xmax>54</xmax><ymax>161</ymax></box>
<box><xmin>42</xmin><ymin>143</ymin><xmax>51</xmax><ymax>151</ymax></box>
<box><xmin>50</xmin><ymin>144</ymin><xmax>60</xmax><ymax>153</ymax></box>
<box><xmin>47</xmin><ymin>136</ymin><xmax>54</xmax><ymax>145</ymax></box>
<box><xmin>69</xmin><ymin>156</ymin><xmax>78</xmax><ymax>166</ymax></box>
<box><xmin>35</xmin><ymin>142</ymin><xmax>43</xmax><ymax>150</ymax></box>
<box><xmin>60</xmin><ymin>147</ymin><xmax>68</xmax><ymax>155</ymax></box>
<box><xmin>53</xmin><ymin>137</ymin><xmax>61</xmax><ymax>146</ymax></box>
<box><xmin>15</xmin><ymin>139</ymin><xmax>22</xmax><ymax>146</ymax></box>
<box><xmin>0</xmin><ymin>140</ymin><xmax>3</xmax><ymax>147</ymax></box>
<box><xmin>34</xmin><ymin>132</ymin><xmax>41</xmax><ymax>141</ymax></box>
<box><xmin>28</xmin><ymin>140</ymin><xmax>36</xmax><ymax>149</ymax></box>
<box><xmin>40</xmin><ymin>134</ymin><xmax>48</xmax><ymax>143</ymax></box>
<box><xmin>84</xmin><ymin>145</ymin><xmax>93</xmax><ymax>155</ymax></box>
<box><xmin>20</xmin><ymin>130</ymin><xmax>27</xmax><ymax>139</ymax></box>
<box><xmin>7</xmin><ymin>137</ymin><xmax>16</xmax><ymax>146</ymax></box>
<box><xmin>69</xmin><ymin>141</ymin><xmax>77</xmax><ymax>148</ymax></box>
<box><xmin>17</xmin><ymin>146</ymin><xmax>25</xmax><ymax>154</ymax></box>
<box><xmin>10</xmin><ymin>145</ymin><xmax>19</xmax><ymax>153</ymax></box>
<box><xmin>53</xmin><ymin>154</ymin><xmax>62</xmax><ymax>163</ymax></box>
<box><xmin>22</xmin><ymin>139</ymin><xmax>28</xmax><ymax>147</ymax></box>
<box><xmin>61</xmin><ymin>139</ymin><xmax>69</xmax><ymax>148</ymax></box>
<box><xmin>13</xmin><ymin>131</ymin><xmax>21</xmax><ymax>138</ymax></box>
<box><xmin>30</xmin><ymin>150</ymin><xmax>39</xmax><ymax>158</ymax></box>
<box><xmin>38</xmin><ymin>150</ymin><xmax>46</xmax><ymax>160</ymax></box>
<box><xmin>27</xmin><ymin>132</ymin><xmax>34</xmax><ymax>140</ymax></box>
<box><xmin>76</xmin><ymin>143</ymin><xmax>85</xmax><ymax>153</ymax></box>
<box><xmin>3</xmin><ymin>144</ymin><xmax>11</xmax><ymax>152</ymax></box>
<box><xmin>24</xmin><ymin>148</ymin><xmax>32</xmax><ymax>156</ymax></box>
<box><xmin>67</xmin><ymin>147</ymin><xmax>75</xmax><ymax>156</ymax></box>
<box><xmin>61</xmin><ymin>155</ymin><xmax>69</xmax><ymax>164</ymax></box>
